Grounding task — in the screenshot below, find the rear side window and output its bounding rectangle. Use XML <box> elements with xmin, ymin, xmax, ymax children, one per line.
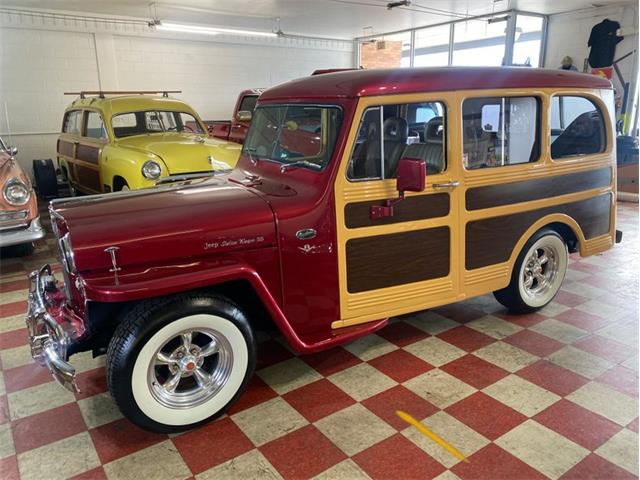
<box><xmin>463</xmin><ymin>97</ymin><xmax>539</xmax><ymax>170</ymax></box>
<box><xmin>347</xmin><ymin>101</ymin><xmax>446</xmax><ymax>180</ymax></box>
<box><xmin>238</xmin><ymin>95</ymin><xmax>259</xmax><ymax>113</ymax></box>
<box><xmin>63</xmin><ymin>110</ymin><xmax>82</xmax><ymax>134</ymax></box>
<box><xmin>551</xmin><ymin>96</ymin><xmax>606</xmax><ymax>159</ymax></box>
<box><xmin>84</xmin><ymin>111</ymin><xmax>107</xmax><ymax>139</ymax></box>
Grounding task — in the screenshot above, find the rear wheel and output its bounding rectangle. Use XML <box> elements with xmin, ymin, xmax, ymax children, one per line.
<box><xmin>106</xmin><ymin>293</ymin><xmax>255</xmax><ymax>433</ymax></box>
<box><xmin>494</xmin><ymin>229</ymin><xmax>568</xmax><ymax>313</ymax></box>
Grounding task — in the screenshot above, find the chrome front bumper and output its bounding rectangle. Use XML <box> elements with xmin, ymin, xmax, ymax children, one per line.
<box><xmin>0</xmin><ymin>216</ymin><xmax>45</xmax><ymax>248</ymax></box>
<box><xmin>26</xmin><ymin>264</ymin><xmax>78</xmax><ymax>392</ymax></box>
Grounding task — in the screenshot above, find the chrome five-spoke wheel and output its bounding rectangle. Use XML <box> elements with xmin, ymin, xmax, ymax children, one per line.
<box><xmin>149</xmin><ymin>329</ymin><xmax>233</xmax><ymax>409</ymax></box>
<box><xmin>521</xmin><ymin>245</ymin><xmax>559</xmax><ymax>300</ymax></box>
<box><xmin>494</xmin><ymin>229</ymin><xmax>568</xmax><ymax>313</ymax></box>
<box><xmin>107</xmin><ymin>294</ymin><xmax>255</xmax><ymax>433</ymax></box>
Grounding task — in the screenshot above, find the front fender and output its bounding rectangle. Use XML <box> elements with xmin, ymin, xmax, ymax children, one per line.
<box><xmin>80</xmin><ymin>258</ymin><xmax>387</xmax><ymax>354</ymax></box>
<box><xmin>101</xmin><ymin>145</ymin><xmax>167</xmax><ymax>190</ymax></box>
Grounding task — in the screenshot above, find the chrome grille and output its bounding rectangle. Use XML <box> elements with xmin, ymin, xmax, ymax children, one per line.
<box><xmin>0</xmin><ymin>209</ymin><xmax>28</xmax><ymax>223</ymax></box>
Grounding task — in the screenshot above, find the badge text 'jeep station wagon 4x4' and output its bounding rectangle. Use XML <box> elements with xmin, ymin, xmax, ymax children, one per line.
<box><xmin>57</xmin><ymin>91</ymin><xmax>241</xmax><ymax>193</ymax></box>
<box><xmin>28</xmin><ymin>68</ymin><xmax>620</xmax><ymax>432</ymax></box>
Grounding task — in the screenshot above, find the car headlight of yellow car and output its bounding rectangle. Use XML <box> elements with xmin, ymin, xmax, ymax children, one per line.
<box><xmin>3</xmin><ymin>177</ymin><xmax>31</xmax><ymax>206</ymax></box>
<box><xmin>141</xmin><ymin>160</ymin><xmax>162</xmax><ymax>180</ymax></box>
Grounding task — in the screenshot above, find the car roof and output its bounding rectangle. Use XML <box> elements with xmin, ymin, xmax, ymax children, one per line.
<box><xmin>66</xmin><ymin>95</ymin><xmax>197</xmax><ymax>117</ymax></box>
<box><xmin>259</xmin><ymin>67</ymin><xmax>612</xmax><ymax>101</ymax></box>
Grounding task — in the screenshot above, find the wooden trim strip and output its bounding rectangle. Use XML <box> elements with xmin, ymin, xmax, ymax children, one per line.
<box><xmin>465</xmin><ymin>166</ymin><xmax>611</xmax><ymax>211</ymax></box>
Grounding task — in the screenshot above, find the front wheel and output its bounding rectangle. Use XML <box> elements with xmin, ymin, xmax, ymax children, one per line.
<box><xmin>494</xmin><ymin>229</ymin><xmax>568</xmax><ymax>314</ymax></box>
<box><xmin>107</xmin><ymin>293</ymin><xmax>255</xmax><ymax>433</ymax></box>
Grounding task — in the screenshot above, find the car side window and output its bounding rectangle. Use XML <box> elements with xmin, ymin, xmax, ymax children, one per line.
<box><xmin>238</xmin><ymin>95</ymin><xmax>258</xmax><ymax>113</ymax></box>
<box><xmin>63</xmin><ymin>110</ymin><xmax>82</xmax><ymax>135</ymax></box>
<box><xmin>550</xmin><ymin>96</ymin><xmax>605</xmax><ymax>159</ymax></box>
<box><xmin>347</xmin><ymin>101</ymin><xmax>447</xmax><ymax>181</ymax></box>
<box><xmin>462</xmin><ymin>96</ymin><xmax>540</xmax><ymax>170</ymax></box>
<box><xmin>84</xmin><ymin>111</ymin><xmax>107</xmax><ymax>140</ymax></box>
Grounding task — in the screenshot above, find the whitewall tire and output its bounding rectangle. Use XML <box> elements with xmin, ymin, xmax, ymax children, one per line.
<box><xmin>494</xmin><ymin>229</ymin><xmax>568</xmax><ymax>313</ymax></box>
<box><xmin>107</xmin><ymin>293</ymin><xmax>255</xmax><ymax>433</ymax></box>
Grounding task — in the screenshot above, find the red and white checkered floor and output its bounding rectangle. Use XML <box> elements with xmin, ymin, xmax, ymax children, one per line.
<box><xmin>0</xmin><ymin>203</ymin><xmax>638</xmax><ymax>480</ymax></box>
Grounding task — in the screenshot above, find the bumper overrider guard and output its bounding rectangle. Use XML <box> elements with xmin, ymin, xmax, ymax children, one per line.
<box><xmin>26</xmin><ymin>264</ymin><xmax>79</xmax><ymax>392</ymax></box>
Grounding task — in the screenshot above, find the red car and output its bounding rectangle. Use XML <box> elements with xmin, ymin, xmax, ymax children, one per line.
<box><xmin>207</xmin><ymin>88</ymin><xmax>264</xmax><ymax>144</ymax></box>
<box><xmin>26</xmin><ymin>67</ymin><xmax>617</xmax><ymax>433</ymax></box>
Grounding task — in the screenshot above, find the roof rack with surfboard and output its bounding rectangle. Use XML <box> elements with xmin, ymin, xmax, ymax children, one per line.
<box><xmin>63</xmin><ymin>90</ymin><xmax>182</xmax><ymax>99</ymax></box>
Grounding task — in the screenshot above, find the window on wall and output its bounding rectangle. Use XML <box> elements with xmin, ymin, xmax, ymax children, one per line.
<box><xmin>452</xmin><ymin>20</ymin><xmax>507</xmax><ymax>66</ymax></box>
<box><xmin>359</xmin><ymin>32</ymin><xmax>412</xmax><ymax>69</ymax></box>
<box><xmin>347</xmin><ymin>101</ymin><xmax>446</xmax><ymax>180</ymax></box>
<box><xmin>513</xmin><ymin>15</ymin><xmax>544</xmax><ymax>67</ymax></box>
<box><xmin>414</xmin><ymin>25</ymin><xmax>451</xmax><ymax>67</ymax></box>
<box><xmin>462</xmin><ymin>96</ymin><xmax>539</xmax><ymax>169</ymax></box>
<box><xmin>550</xmin><ymin>96</ymin><xmax>606</xmax><ymax>159</ymax></box>
<box><xmin>84</xmin><ymin>112</ymin><xmax>107</xmax><ymax>140</ymax></box>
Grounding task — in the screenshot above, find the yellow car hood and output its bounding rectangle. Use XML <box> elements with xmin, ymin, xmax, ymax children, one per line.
<box><xmin>116</xmin><ymin>133</ymin><xmax>241</xmax><ymax>174</ymax></box>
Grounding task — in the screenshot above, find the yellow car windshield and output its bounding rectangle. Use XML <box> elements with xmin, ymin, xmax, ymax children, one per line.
<box><xmin>112</xmin><ymin>111</ymin><xmax>204</xmax><ymax>138</ymax></box>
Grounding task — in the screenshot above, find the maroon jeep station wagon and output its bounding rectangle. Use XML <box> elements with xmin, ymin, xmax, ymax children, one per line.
<box><xmin>27</xmin><ymin>67</ymin><xmax>617</xmax><ymax>432</ymax></box>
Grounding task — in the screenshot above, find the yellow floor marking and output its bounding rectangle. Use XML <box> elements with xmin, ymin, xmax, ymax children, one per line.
<box><xmin>396</xmin><ymin>410</ymin><xmax>470</xmax><ymax>463</ymax></box>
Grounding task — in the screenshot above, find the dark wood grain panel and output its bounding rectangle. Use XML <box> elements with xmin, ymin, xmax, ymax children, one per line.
<box><xmin>345</xmin><ymin>193</ymin><xmax>450</xmax><ymax>228</ymax></box>
<box><xmin>76</xmin><ymin>144</ymin><xmax>99</xmax><ymax>165</ymax></box>
<box><xmin>58</xmin><ymin>140</ymin><xmax>74</xmax><ymax>158</ymax></box>
<box><xmin>75</xmin><ymin>165</ymin><xmax>101</xmax><ymax>192</ymax></box>
<box><xmin>466</xmin><ymin>167</ymin><xmax>612</xmax><ymax>211</ymax></box>
<box><xmin>346</xmin><ymin>226</ymin><xmax>450</xmax><ymax>293</ymax></box>
<box><xmin>465</xmin><ymin>193</ymin><xmax>612</xmax><ymax>270</ymax></box>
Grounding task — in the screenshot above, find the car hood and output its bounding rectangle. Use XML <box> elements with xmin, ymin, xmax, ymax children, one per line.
<box><xmin>52</xmin><ymin>176</ymin><xmax>276</xmax><ymax>272</ymax></box>
<box><xmin>116</xmin><ymin>133</ymin><xmax>242</xmax><ymax>174</ymax></box>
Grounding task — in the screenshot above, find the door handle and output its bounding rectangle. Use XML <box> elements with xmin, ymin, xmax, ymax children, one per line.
<box><xmin>296</xmin><ymin>228</ymin><xmax>317</xmax><ymax>240</ymax></box>
<box><xmin>432</xmin><ymin>180</ymin><xmax>460</xmax><ymax>189</ymax></box>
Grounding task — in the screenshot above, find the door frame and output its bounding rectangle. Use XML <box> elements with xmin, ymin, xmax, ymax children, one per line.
<box><xmin>333</xmin><ymin>92</ymin><xmax>462</xmax><ymax>328</ymax></box>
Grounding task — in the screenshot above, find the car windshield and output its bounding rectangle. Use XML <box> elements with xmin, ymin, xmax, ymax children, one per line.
<box><xmin>112</xmin><ymin>111</ymin><xmax>204</xmax><ymax>138</ymax></box>
<box><xmin>242</xmin><ymin>105</ymin><xmax>343</xmax><ymax>170</ymax></box>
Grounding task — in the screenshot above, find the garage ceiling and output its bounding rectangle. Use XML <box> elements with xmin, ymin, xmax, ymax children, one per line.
<box><xmin>3</xmin><ymin>0</ymin><xmax>629</xmax><ymax>38</ymax></box>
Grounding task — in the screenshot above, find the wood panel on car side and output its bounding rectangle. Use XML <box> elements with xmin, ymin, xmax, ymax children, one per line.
<box><xmin>345</xmin><ymin>193</ymin><xmax>450</xmax><ymax>229</ymax></box>
<box><xmin>346</xmin><ymin>226</ymin><xmax>450</xmax><ymax>293</ymax></box>
<box><xmin>465</xmin><ymin>193</ymin><xmax>612</xmax><ymax>270</ymax></box>
<box><xmin>465</xmin><ymin>166</ymin><xmax>612</xmax><ymax>211</ymax></box>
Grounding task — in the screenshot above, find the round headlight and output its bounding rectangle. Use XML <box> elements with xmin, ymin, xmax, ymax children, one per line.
<box><xmin>141</xmin><ymin>160</ymin><xmax>162</xmax><ymax>180</ymax></box>
<box><xmin>3</xmin><ymin>178</ymin><xmax>30</xmax><ymax>206</ymax></box>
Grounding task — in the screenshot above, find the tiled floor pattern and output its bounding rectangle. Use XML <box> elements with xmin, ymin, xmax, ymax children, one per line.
<box><xmin>0</xmin><ymin>203</ymin><xmax>638</xmax><ymax>480</ymax></box>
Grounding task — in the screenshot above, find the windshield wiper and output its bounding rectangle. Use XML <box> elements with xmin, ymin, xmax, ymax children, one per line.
<box><xmin>279</xmin><ymin>160</ymin><xmax>322</xmax><ymax>173</ymax></box>
<box><xmin>245</xmin><ymin>147</ymin><xmax>260</xmax><ymax>165</ymax></box>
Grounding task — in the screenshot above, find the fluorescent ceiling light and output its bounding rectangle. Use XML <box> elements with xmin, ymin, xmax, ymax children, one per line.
<box><xmin>155</xmin><ymin>21</ymin><xmax>278</xmax><ymax>37</ymax></box>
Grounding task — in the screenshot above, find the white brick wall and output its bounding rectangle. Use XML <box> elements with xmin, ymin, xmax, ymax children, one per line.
<box><xmin>0</xmin><ymin>20</ymin><xmax>354</xmax><ymax>175</ymax></box>
<box><xmin>113</xmin><ymin>35</ymin><xmax>353</xmax><ymax>121</ymax></box>
<box><xmin>0</xmin><ymin>28</ymin><xmax>100</xmax><ymax>170</ymax></box>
